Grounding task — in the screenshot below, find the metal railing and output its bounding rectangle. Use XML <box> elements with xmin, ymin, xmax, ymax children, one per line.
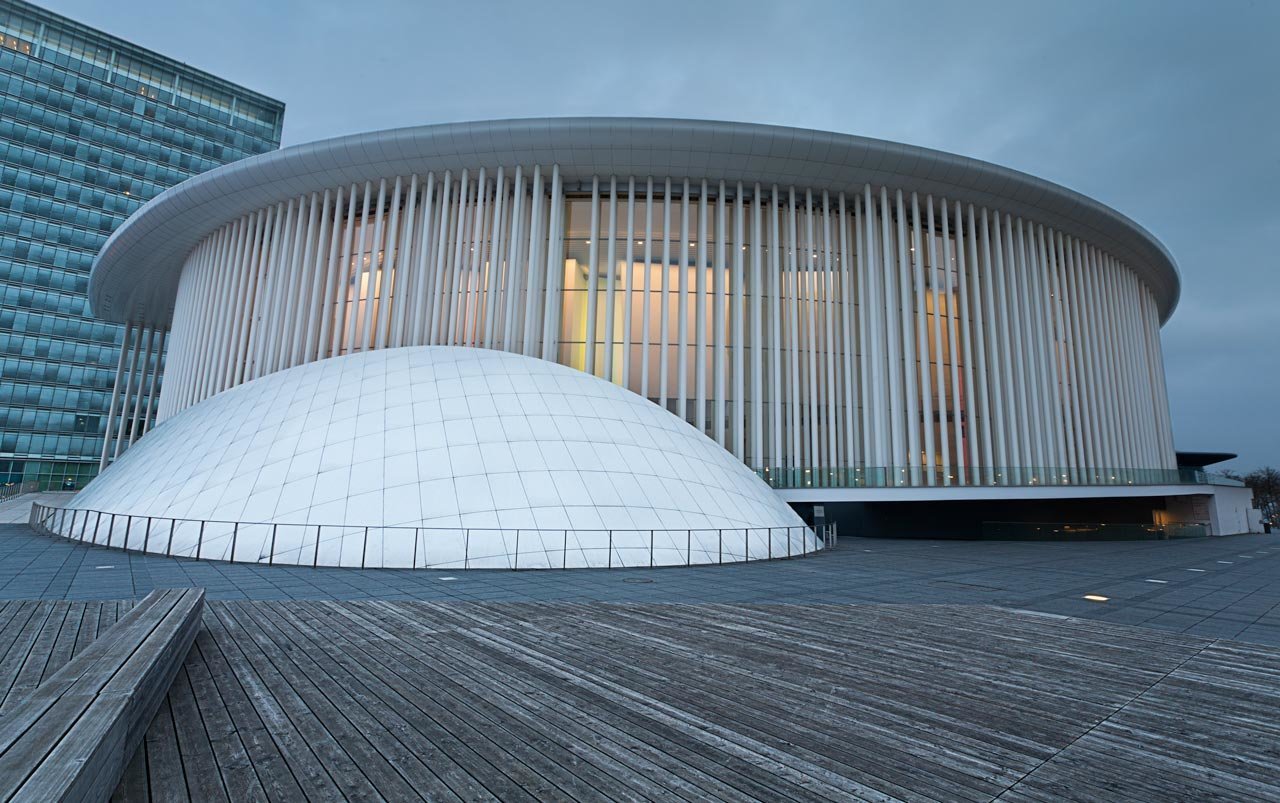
<box><xmin>0</xmin><ymin>481</ymin><xmax>39</xmax><ymax>504</ymax></box>
<box><xmin>27</xmin><ymin>502</ymin><xmax>824</xmax><ymax>570</ymax></box>
<box><xmin>755</xmin><ymin>465</ymin><xmax>1244</xmax><ymax>489</ymax></box>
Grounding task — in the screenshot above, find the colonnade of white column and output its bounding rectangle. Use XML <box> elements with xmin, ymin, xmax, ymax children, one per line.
<box><xmin>148</xmin><ymin>169</ymin><xmax>1178</xmax><ymax>486</ymax></box>
<box><xmin>98</xmin><ymin>322</ymin><xmax>165</xmax><ymax>470</ymax></box>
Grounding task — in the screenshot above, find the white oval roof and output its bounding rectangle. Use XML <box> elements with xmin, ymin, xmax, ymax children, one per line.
<box><xmin>91</xmin><ymin>117</ymin><xmax>1180</xmax><ymax>327</ymax></box>
<box><xmin>68</xmin><ymin>347</ymin><xmax>809</xmax><ymax>566</ymax></box>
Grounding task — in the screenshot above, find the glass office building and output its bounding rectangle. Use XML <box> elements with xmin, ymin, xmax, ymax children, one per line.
<box><xmin>0</xmin><ymin>0</ymin><xmax>283</xmax><ymax>489</ymax></box>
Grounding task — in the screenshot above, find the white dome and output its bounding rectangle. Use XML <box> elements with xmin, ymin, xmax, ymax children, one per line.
<box><xmin>67</xmin><ymin>346</ymin><xmax>813</xmax><ymax>568</ymax></box>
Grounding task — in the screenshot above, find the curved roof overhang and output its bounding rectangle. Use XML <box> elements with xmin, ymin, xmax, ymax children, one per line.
<box><xmin>90</xmin><ymin>117</ymin><xmax>1181</xmax><ymax>327</ymax></box>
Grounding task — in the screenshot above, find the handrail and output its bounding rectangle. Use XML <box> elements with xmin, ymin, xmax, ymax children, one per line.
<box><xmin>27</xmin><ymin>502</ymin><xmax>826</xmax><ymax>571</ymax></box>
<box><xmin>0</xmin><ymin>480</ymin><xmax>40</xmax><ymax>504</ymax></box>
<box><xmin>754</xmin><ymin>465</ymin><xmax>1244</xmax><ymax>489</ymax></box>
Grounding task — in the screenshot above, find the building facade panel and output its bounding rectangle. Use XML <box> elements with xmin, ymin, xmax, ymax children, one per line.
<box><xmin>148</xmin><ymin>166</ymin><xmax>1177</xmax><ymax>487</ymax></box>
<box><xmin>0</xmin><ymin>0</ymin><xmax>282</xmax><ymax>489</ymax></box>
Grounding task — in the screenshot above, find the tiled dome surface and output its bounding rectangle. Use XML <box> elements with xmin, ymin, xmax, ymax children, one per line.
<box><xmin>69</xmin><ymin>346</ymin><xmax>813</xmax><ymax>567</ymax></box>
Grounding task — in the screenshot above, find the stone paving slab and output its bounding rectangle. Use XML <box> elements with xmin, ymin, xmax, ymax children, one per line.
<box><xmin>2</xmin><ymin>522</ymin><xmax>1278</xmax><ymax>645</ymax></box>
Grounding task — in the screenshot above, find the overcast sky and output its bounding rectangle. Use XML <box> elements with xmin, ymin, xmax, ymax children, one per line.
<box><xmin>44</xmin><ymin>0</ymin><xmax>1280</xmax><ymax>471</ymax></box>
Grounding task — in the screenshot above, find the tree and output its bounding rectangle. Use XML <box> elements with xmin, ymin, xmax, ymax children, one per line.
<box><xmin>1243</xmin><ymin>467</ymin><xmax>1280</xmax><ymax>524</ymax></box>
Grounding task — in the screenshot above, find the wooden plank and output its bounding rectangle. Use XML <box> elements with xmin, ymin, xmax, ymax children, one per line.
<box><xmin>197</xmin><ymin>607</ymin><xmax>352</xmax><ymax>802</ymax></box>
<box><xmin>458</xmin><ymin>604</ymin><xmax>973</xmax><ymax>801</ymax></box>
<box><xmin>328</xmin><ymin>598</ymin><xmax>811</xmax><ymax>802</ymax></box>
<box><xmin>167</xmin><ymin>664</ymin><xmax>230</xmax><ymax>802</ymax></box>
<box><xmin>143</xmin><ymin>696</ymin><xmax>191</xmax><ymax>803</ymax></box>
<box><xmin>225</xmin><ymin>604</ymin><xmax>465</xmax><ymax>803</ymax></box>
<box><xmin>208</xmin><ymin>603</ymin><xmax>410</xmax><ymax>802</ymax></box>
<box><xmin>277</xmin><ymin>600</ymin><xmax>646</xmax><ymax>802</ymax></box>
<box><xmin>0</xmin><ymin>602</ymin><xmax>56</xmax><ymax>707</ymax></box>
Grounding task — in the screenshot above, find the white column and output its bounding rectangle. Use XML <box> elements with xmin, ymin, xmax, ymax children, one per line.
<box><xmin>987</xmin><ymin>210</ymin><xmax>1014</xmax><ymax>482</ymax></box>
<box><xmin>750</xmin><ymin>186</ymin><xmax>765</xmax><ymax>468</ymax></box>
<box><xmin>786</xmin><ymin>188</ymin><xmax>802</xmax><ymax>469</ymax></box>
<box><xmin>911</xmin><ymin>194</ymin><xmax>942</xmax><ymax>484</ymax></box>
<box><xmin>424</xmin><ymin>172</ymin><xmax>452</xmax><ymax>347</ymax></box>
<box><xmin>197</xmin><ymin>224</ymin><xmax>234</xmax><ymax>399</ymax></box>
<box><xmin>233</xmin><ymin>208</ymin><xmax>270</xmax><ymax>386</ymax></box>
<box><xmin>621</xmin><ymin>178</ymin><xmax>636</xmax><ymax>389</ymax></box>
<box><xmin>659</xmin><ymin>178</ymin><xmax>672</xmax><ymax>409</ymax></box>
<box><xmin>639</xmin><ymin>178</ymin><xmax>654</xmax><ymax>399</ymax></box>
<box><xmin>585</xmin><ymin>180</ymin><xmax>606</xmax><ymax>369</ymax></box>
<box><xmin>521</xmin><ymin>181</ymin><xmax>542</xmax><ymax>356</ymax></box>
<box><xmin>281</xmin><ymin>193</ymin><xmax>318</xmax><ymax>369</ymax></box>
<box><xmin>311</xmin><ymin>188</ymin><xmax>343</xmax><ymax>360</ymax></box>
<box><xmin>695</xmin><ymin>181</ymin><xmax>708</xmax><ymax>434</ymax></box>
<box><xmin>98</xmin><ymin>321</ymin><xmax>133</xmax><ymax>469</ymax></box>
<box><xmin>124</xmin><ymin>326</ymin><xmax>155</xmax><ymax>451</ymax></box>
<box><xmin>895</xmin><ymin>190</ymin><xmax>920</xmax><ymax>483</ymax></box>
<box><xmin>114</xmin><ymin>323</ymin><xmax>145</xmax><ymax>459</ymax></box>
<box><xmin>539</xmin><ymin>165</ymin><xmax>564</xmax><ymax>362</ymax></box>
<box><xmin>769</xmin><ymin>186</ymin><xmax>783</xmax><ymax>470</ymax></box>
<box><xmin>926</xmin><ymin>197</ymin><xmax>951</xmax><ymax>485</ymax></box>
<box><xmin>837</xmin><ymin>193</ymin><xmax>857</xmax><ymax>469</ymax></box>
<box><xmin>263</xmin><ymin>197</ymin><xmax>299</xmax><ymax>373</ymax></box>
<box><xmin>968</xmin><ymin>206</ymin><xmax>995</xmax><ymax>483</ymax></box>
<box><xmin>373</xmin><ymin>178</ymin><xmax>404</xmax><ymax>350</ymax></box>
<box><xmin>463</xmin><ymin>169</ymin><xmax>489</xmax><ymax>347</ymax></box>
<box><xmin>603</xmin><ymin>176</ymin><xmax>619</xmax><ymax>380</ymax></box>
<box><xmin>1045</xmin><ymin>228</ymin><xmax>1079</xmax><ymax>481</ymax></box>
<box><xmin>857</xmin><ymin>189</ymin><xmax>875</xmax><ymax>468</ymax></box>
<box><xmin>499</xmin><ymin>168</ymin><xmax>524</xmax><ymax>353</ymax></box>
<box><xmin>677</xmin><ymin>179</ymin><xmax>690</xmax><ymax>421</ymax></box>
<box><xmin>1073</xmin><ymin>240</ymin><xmax>1105</xmax><ymax>476</ymax></box>
<box><xmin>803</xmin><ymin>191</ymin><xmax>819</xmax><ymax>470</ymax></box>
<box><xmin>941</xmin><ymin>202</ymin><xmax>965</xmax><ymax>484</ymax></box>
<box><xmin>953</xmin><ymin>201</ymin><xmax>979</xmax><ymax>484</ymax></box>
<box><xmin>1003</xmin><ymin>215</ymin><xmax>1033</xmax><ymax>478</ymax></box>
<box><xmin>714</xmin><ymin>181</ymin><xmax>728</xmax><ymax>446</ymax></box>
<box><xmin>140</xmin><ymin>329</ymin><xmax>167</xmax><ymax>438</ymax></box>
<box><xmin>734</xmin><ymin>182</ymin><xmax>747</xmax><ymax>462</ymax></box>
<box><xmin>768</xmin><ymin>185</ymin><xmax>778</xmax><ymax>468</ymax></box>
<box><xmin>388</xmin><ymin>176</ymin><xmax>420</xmax><ymax>349</ymax></box>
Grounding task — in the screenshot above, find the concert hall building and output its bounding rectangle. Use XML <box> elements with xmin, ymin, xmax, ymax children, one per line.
<box><xmin>34</xmin><ymin>118</ymin><xmax>1259</xmax><ymax>568</ymax></box>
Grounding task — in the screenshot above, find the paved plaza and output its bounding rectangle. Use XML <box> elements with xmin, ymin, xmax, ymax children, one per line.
<box><xmin>1</xmin><ymin>495</ymin><xmax>1276</xmax><ymax>646</ymax></box>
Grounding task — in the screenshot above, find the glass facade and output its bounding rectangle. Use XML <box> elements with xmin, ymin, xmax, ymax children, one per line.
<box><xmin>0</xmin><ymin>0</ymin><xmax>283</xmax><ymax>489</ymax></box>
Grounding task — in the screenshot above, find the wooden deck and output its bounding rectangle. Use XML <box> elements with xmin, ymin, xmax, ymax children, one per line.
<box><xmin>5</xmin><ymin>599</ymin><xmax>1279</xmax><ymax>801</ymax></box>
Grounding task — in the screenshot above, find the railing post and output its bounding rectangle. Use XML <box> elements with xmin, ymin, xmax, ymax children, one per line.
<box><xmin>563</xmin><ymin>529</ymin><xmax>568</xmax><ymax>569</ymax></box>
<box><xmin>649</xmin><ymin>530</ymin><xmax>654</xmax><ymax>567</ymax></box>
<box><xmin>108</xmin><ymin>513</ymin><xmax>115</xmax><ymax>547</ymax></box>
<box><xmin>313</xmin><ymin>525</ymin><xmax>321</xmax><ymax>567</ymax></box>
<box><xmin>513</xmin><ymin>529</ymin><xmax>520</xmax><ymax>571</ymax></box>
<box><xmin>92</xmin><ymin>511</ymin><xmax>102</xmax><ymax>545</ymax></box>
<box><xmin>269</xmin><ymin>523</ymin><xmax>278</xmax><ymax>565</ymax></box>
<box><xmin>412</xmin><ymin>528</ymin><xmax>419</xmax><ymax>569</ymax></box>
<box><xmin>768</xmin><ymin>528</ymin><xmax>772</xmax><ymax>560</ymax></box>
<box><xmin>687</xmin><ymin>529</ymin><xmax>691</xmax><ymax>566</ymax></box>
<box><xmin>166</xmin><ymin>519</ymin><xmax>175</xmax><ymax>555</ymax></box>
<box><xmin>143</xmin><ymin>517</ymin><xmax>152</xmax><ymax>552</ymax></box>
<box><xmin>123</xmin><ymin>517</ymin><xmax>131</xmax><ymax>551</ymax></box>
<box><xmin>744</xmin><ymin>528</ymin><xmax>749</xmax><ymax>562</ymax></box>
<box><xmin>464</xmin><ymin>529</ymin><xmax>470</xmax><ymax>570</ymax></box>
<box><xmin>361</xmin><ymin>526</ymin><xmax>368</xmax><ymax>569</ymax></box>
<box><xmin>196</xmin><ymin>520</ymin><xmax>205</xmax><ymax>559</ymax></box>
<box><xmin>230</xmin><ymin>522</ymin><xmax>239</xmax><ymax>562</ymax></box>
<box><xmin>607</xmin><ymin>530</ymin><xmax>613</xmax><ymax>569</ymax></box>
<box><xmin>80</xmin><ymin>510</ymin><xmax>90</xmax><ymax>541</ymax></box>
<box><xmin>788</xmin><ymin>527</ymin><xmax>793</xmax><ymax>558</ymax></box>
<box><xmin>719</xmin><ymin>530</ymin><xmax>723</xmax><ymax>564</ymax></box>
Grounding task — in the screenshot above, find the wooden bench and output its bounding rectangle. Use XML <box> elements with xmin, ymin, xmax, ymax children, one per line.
<box><xmin>0</xmin><ymin>589</ymin><xmax>204</xmax><ymax>803</ymax></box>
